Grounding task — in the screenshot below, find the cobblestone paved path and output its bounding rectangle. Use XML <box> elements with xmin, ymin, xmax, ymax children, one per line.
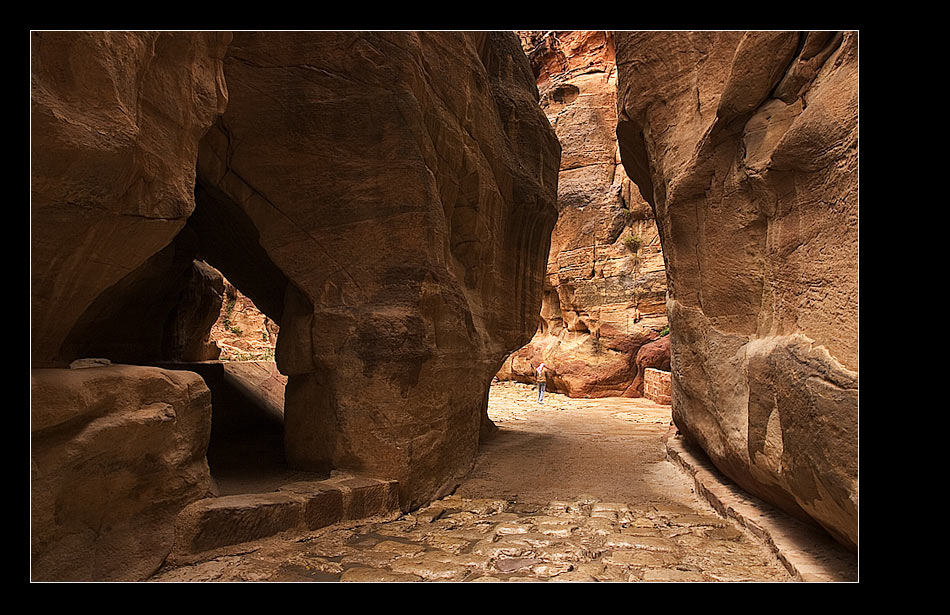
<box><xmin>151</xmin><ymin>382</ymin><xmax>794</xmax><ymax>582</ymax></box>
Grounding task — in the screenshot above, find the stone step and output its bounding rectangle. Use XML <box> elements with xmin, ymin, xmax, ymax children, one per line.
<box><xmin>171</xmin><ymin>473</ymin><xmax>400</xmax><ymax>557</ymax></box>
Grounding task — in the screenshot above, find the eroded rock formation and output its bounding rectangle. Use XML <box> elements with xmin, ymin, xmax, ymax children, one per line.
<box><xmin>30</xmin><ymin>31</ymin><xmax>230</xmax><ymax>581</ymax></box>
<box><xmin>31</xmin><ymin>30</ymin><xmax>558</xmax><ymax>579</ymax></box>
<box><xmin>193</xmin><ymin>32</ymin><xmax>559</xmax><ymax>509</ymax></box>
<box><xmin>615</xmin><ymin>31</ymin><xmax>858</xmax><ymax>549</ymax></box>
<box><xmin>496</xmin><ymin>31</ymin><xmax>667</xmax><ymax>398</ymax></box>
<box><xmin>31</xmin><ymin>365</ymin><xmax>213</xmax><ymax>580</ymax></box>
<box><xmin>31</xmin><ymin>31</ymin><xmax>230</xmax><ymax>368</ymax></box>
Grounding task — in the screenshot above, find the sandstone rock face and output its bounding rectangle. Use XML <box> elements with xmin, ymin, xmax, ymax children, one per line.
<box><xmin>31</xmin><ymin>31</ymin><xmax>230</xmax><ymax>368</ymax></box>
<box><xmin>31</xmin><ymin>365</ymin><xmax>213</xmax><ymax>581</ymax></box>
<box><xmin>210</xmin><ymin>275</ymin><xmax>279</xmax><ymax>361</ymax></box>
<box><xmin>163</xmin><ymin>259</ymin><xmax>226</xmax><ymax>362</ymax></box>
<box><xmin>615</xmin><ymin>31</ymin><xmax>857</xmax><ymax>549</ymax></box>
<box><xmin>60</xmin><ymin>232</ymin><xmax>226</xmax><ymax>364</ymax></box>
<box><xmin>631</xmin><ymin>334</ymin><xmax>670</xmax><ymax>398</ymax></box>
<box><xmin>497</xmin><ymin>32</ymin><xmax>666</xmax><ymax>398</ymax></box>
<box><xmin>194</xmin><ymin>32</ymin><xmax>559</xmax><ymax>509</ymax></box>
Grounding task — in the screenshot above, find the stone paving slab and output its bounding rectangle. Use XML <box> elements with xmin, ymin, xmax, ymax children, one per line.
<box><xmin>152</xmin><ymin>493</ymin><xmax>794</xmax><ymax>582</ymax></box>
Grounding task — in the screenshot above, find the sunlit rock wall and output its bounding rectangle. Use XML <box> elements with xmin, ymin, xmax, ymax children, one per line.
<box><xmin>615</xmin><ymin>31</ymin><xmax>858</xmax><ymax>549</ymax></box>
<box><xmin>497</xmin><ymin>31</ymin><xmax>667</xmax><ymax>398</ymax></box>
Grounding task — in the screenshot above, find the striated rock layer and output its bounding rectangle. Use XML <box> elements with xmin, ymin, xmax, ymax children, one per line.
<box><xmin>614</xmin><ymin>31</ymin><xmax>857</xmax><ymax>549</ymax></box>
<box><xmin>497</xmin><ymin>31</ymin><xmax>667</xmax><ymax>398</ymax></box>
<box><xmin>193</xmin><ymin>31</ymin><xmax>559</xmax><ymax>509</ymax></box>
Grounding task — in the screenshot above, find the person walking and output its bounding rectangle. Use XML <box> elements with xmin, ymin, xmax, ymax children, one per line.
<box><xmin>536</xmin><ymin>362</ymin><xmax>548</xmax><ymax>404</ymax></box>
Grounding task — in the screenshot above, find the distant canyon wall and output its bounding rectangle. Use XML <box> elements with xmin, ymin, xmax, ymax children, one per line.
<box><xmin>497</xmin><ymin>31</ymin><xmax>668</xmax><ymax>398</ymax></box>
<box><xmin>614</xmin><ymin>31</ymin><xmax>858</xmax><ymax>549</ymax></box>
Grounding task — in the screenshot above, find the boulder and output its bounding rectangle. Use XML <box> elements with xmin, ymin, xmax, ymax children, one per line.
<box><xmin>615</xmin><ymin>31</ymin><xmax>857</xmax><ymax>549</ymax></box>
<box><xmin>31</xmin><ymin>365</ymin><xmax>213</xmax><ymax>581</ymax></box>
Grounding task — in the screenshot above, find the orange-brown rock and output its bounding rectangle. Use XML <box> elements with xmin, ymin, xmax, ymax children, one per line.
<box><xmin>193</xmin><ymin>32</ymin><xmax>559</xmax><ymax>509</ymax></box>
<box><xmin>31</xmin><ymin>365</ymin><xmax>213</xmax><ymax>580</ymax></box>
<box><xmin>31</xmin><ymin>31</ymin><xmax>230</xmax><ymax>368</ymax></box>
<box><xmin>209</xmin><ymin>274</ymin><xmax>278</xmax><ymax>361</ymax></box>
<box><xmin>497</xmin><ymin>32</ymin><xmax>666</xmax><ymax>397</ymax></box>
<box><xmin>631</xmin><ymin>334</ymin><xmax>670</xmax><ymax>397</ymax></box>
<box><xmin>615</xmin><ymin>31</ymin><xmax>857</xmax><ymax>549</ymax></box>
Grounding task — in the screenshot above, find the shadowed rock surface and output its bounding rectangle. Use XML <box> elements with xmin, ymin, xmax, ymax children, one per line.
<box><xmin>30</xmin><ymin>30</ymin><xmax>559</xmax><ymax>580</ymax></box>
<box><xmin>31</xmin><ymin>365</ymin><xmax>213</xmax><ymax>580</ymax></box>
<box><xmin>615</xmin><ymin>31</ymin><xmax>857</xmax><ymax>549</ymax></box>
<box><xmin>191</xmin><ymin>31</ymin><xmax>560</xmax><ymax>510</ymax></box>
<box><xmin>497</xmin><ymin>31</ymin><xmax>667</xmax><ymax>398</ymax></box>
<box><xmin>31</xmin><ymin>31</ymin><xmax>230</xmax><ymax>368</ymax></box>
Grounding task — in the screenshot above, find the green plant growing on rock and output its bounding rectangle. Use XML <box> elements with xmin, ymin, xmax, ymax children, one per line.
<box><xmin>623</xmin><ymin>234</ymin><xmax>642</xmax><ymax>252</ymax></box>
<box><xmin>659</xmin><ymin>325</ymin><xmax>670</xmax><ymax>337</ymax></box>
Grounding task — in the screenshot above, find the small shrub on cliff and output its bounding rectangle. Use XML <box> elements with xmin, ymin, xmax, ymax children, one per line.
<box><xmin>624</xmin><ymin>235</ymin><xmax>642</xmax><ymax>252</ymax></box>
<box><xmin>659</xmin><ymin>325</ymin><xmax>670</xmax><ymax>337</ymax></box>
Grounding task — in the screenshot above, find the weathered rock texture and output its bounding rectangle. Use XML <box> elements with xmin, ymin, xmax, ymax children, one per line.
<box><xmin>193</xmin><ymin>31</ymin><xmax>559</xmax><ymax>509</ymax></box>
<box><xmin>31</xmin><ymin>31</ymin><xmax>230</xmax><ymax>368</ymax></box>
<box><xmin>209</xmin><ymin>274</ymin><xmax>279</xmax><ymax>361</ymax></box>
<box><xmin>30</xmin><ymin>31</ymin><xmax>230</xmax><ymax>582</ymax></box>
<box><xmin>31</xmin><ymin>365</ymin><xmax>213</xmax><ymax>581</ymax></box>
<box><xmin>496</xmin><ymin>31</ymin><xmax>667</xmax><ymax>398</ymax></box>
<box><xmin>30</xmin><ymin>31</ymin><xmax>558</xmax><ymax>579</ymax></box>
<box><xmin>614</xmin><ymin>31</ymin><xmax>857</xmax><ymax>550</ymax></box>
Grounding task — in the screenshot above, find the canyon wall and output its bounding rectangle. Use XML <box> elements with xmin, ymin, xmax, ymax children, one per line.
<box><xmin>30</xmin><ymin>31</ymin><xmax>230</xmax><ymax>580</ymax></box>
<box><xmin>31</xmin><ymin>31</ymin><xmax>231</xmax><ymax>368</ymax></box>
<box><xmin>496</xmin><ymin>31</ymin><xmax>668</xmax><ymax>398</ymax></box>
<box><xmin>32</xmin><ymin>30</ymin><xmax>559</xmax><ymax>580</ymax></box>
<box><xmin>614</xmin><ymin>31</ymin><xmax>858</xmax><ymax>549</ymax></box>
<box><xmin>193</xmin><ymin>32</ymin><xmax>559</xmax><ymax>510</ymax></box>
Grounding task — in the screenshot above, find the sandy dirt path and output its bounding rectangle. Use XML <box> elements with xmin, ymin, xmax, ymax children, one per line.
<box><xmin>152</xmin><ymin>381</ymin><xmax>793</xmax><ymax>582</ymax></box>
<box><xmin>459</xmin><ymin>381</ymin><xmax>702</xmax><ymax>508</ymax></box>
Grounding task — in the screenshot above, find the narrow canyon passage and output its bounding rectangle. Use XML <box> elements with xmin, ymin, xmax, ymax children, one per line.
<box><xmin>150</xmin><ymin>383</ymin><xmax>792</xmax><ymax>582</ymax></box>
<box><xmin>30</xmin><ymin>30</ymin><xmax>857</xmax><ymax>582</ymax></box>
